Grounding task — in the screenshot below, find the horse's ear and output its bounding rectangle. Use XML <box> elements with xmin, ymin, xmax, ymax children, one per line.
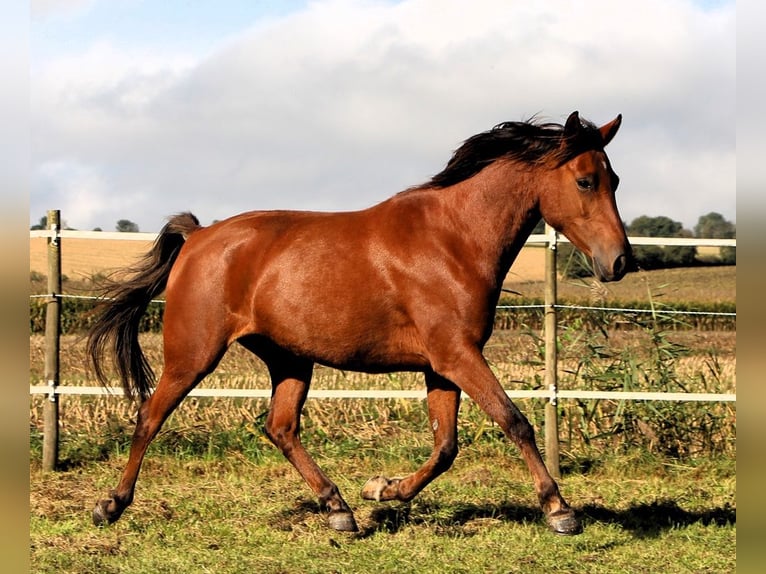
<box><xmin>564</xmin><ymin>111</ymin><xmax>581</xmax><ymax>137</ymax></box>
<box><xmin>599</xmin><ymin>114</ymin><xmax>622</xmax><ymax>146</ymax></box>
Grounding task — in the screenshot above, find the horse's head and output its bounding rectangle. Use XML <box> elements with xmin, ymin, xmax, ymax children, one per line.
<box><xmin>539</xmin><ymin>111</ymin><xmax>632</xmax><ymax>282</ymax></box>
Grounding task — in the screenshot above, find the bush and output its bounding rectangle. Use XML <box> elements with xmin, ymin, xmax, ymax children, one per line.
<box><xmin>720</xmin><ymin>246</ymin><xmax>736</xmax><ymax>265</ymax></box>
<box><xmin>553</xmin><ymin>313</ymin><xmax>735</xmax><ymax>457</ymax></box>
<box><xmin>30</xmin><ymin>297</ymin><xmax>165</xmax><ymax>334</ymax></box>
<box><xmin>632</xmin><ymin>244</ymin><xmax>697</xmax><ymax>270</ymax></box>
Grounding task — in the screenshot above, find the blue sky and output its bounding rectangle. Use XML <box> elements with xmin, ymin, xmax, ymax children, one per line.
<box><xmin>32</xmin><ymin>1</ymin><xmax>309</xmax><ymax>60</ymax></box>
<box><xmin>30</xmin><ymin>0</ymin><xmax>736</xmax><ymax>232</ymax></box>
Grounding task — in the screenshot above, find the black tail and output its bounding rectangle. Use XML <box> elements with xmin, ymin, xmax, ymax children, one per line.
<box><xmin>86</xmin><ymin>212</ymin><xmax>202</xmax><ymax>403</ymax></box>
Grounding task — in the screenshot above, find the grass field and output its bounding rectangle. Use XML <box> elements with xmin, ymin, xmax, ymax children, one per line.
<box><xmin>30</xmin><ymin>446</ymin><xmax>735</xmax><ymax>574</ymax></box>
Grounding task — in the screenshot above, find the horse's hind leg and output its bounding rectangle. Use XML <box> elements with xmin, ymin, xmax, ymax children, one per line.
<box><xmin>92</xmin><ymin>338</ymin><xmax>227</xmax><ymax>526</ymax></box>
<box><xmin>92</xmin><ymin>372</ymin><xmax>196</xmax><ymax>525</ymax></box>
<box><xmin>256</xmin><ymin>346</ymin><xmax>358</xmax><ymax>532</ymax></box>
<box><xmin>361</xmin><ymin>372</ymin><xmax>460</xmax><ymax>502</ymax></box>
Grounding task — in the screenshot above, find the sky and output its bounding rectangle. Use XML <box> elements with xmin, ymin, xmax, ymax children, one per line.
<box><xmin>29</xmin><ymin>0</ymin><xmax>736</xmax><ymax>233</ymax></box>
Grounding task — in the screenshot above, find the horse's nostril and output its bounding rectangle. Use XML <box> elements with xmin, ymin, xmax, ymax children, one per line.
<box><xmin>613</xmin><ymin>254</ymin><xmax>627</xmax><ymax>280</ymax></box>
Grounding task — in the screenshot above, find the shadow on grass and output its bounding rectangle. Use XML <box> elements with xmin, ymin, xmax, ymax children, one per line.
<box><xmin>580</xmin><ymin>500</ymin><xmax>736</xmax><ymax>538</ymax></box>
<box><xmin>355</xmin><ymin>498</ymin><xmax>735</xmax><ymax>539</ymax></box>
<box><xmin>272</xmin><ymin>495</ymin><xmax>734</xmax><ymax>539</ymax></box>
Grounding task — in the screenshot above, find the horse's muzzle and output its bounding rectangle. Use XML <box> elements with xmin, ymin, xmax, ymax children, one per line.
<box><xmin>594</xmin><ymin>252</ymin><xmax>634</xmax><ymax>283</ymax></box>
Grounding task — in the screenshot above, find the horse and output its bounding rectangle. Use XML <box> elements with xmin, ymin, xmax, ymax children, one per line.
<box><xmin>87</xmin><ymin>111</ymin><xmax>631</xmax><ymax>535</ymax></box>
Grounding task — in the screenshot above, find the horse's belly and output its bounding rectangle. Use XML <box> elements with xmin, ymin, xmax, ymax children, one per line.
<box><xmin>259</xmin><ymin>303</ymin><xmax>430</xmax><ymax>372</ymax></box>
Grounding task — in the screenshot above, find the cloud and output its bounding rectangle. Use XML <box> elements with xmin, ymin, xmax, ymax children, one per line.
<box><xmin>34</xmin><ymin>160</ymin><xmax>109</xmax><ymax>228</ymax></box>
<box><xmin>31</xmin><ymin>0</ymin><xmax>96</xmax><ymax>19</ymax></box>
<box><xmin>31</xmin><ymin>0</ymin><xmax>736</xmax><ymax>232</ymax></box>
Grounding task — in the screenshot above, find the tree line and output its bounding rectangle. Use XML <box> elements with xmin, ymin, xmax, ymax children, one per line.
<box><xmin>30</xmin><ymin>216</ymin><xmax>140</xmax><ymax>233</ymax></box>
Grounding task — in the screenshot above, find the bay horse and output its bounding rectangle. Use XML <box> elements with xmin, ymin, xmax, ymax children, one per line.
<box><xmin>87</xmin><ymin>111</ymin><xmax>631</xmax><ymax>535</ymax></box>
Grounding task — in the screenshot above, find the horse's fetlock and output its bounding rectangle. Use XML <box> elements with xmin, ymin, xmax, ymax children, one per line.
<box><xmin>319</xmin><ymin>485</ymin><xmax>345</xmax><ymax>510</ymax></box>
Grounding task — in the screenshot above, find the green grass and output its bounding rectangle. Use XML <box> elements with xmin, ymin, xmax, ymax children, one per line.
<box><xmin>30</xmin><ymin>445</ymin><xmax>735</xmax><ymax>574</ymax></box>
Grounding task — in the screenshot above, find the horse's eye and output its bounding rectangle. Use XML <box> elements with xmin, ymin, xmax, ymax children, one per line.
<box><xmin>576</xmin><ymin>177</ymin><xmax>595</xmax><ymax>191</ymax></box>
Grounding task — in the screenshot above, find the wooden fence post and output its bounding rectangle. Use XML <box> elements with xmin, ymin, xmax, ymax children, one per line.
<box><xmin>42</xmin><ymin>209</ymin><xmax>62</xmax><ymax>471</ymax></box>
<box><xmin>543</xmin><ymin>224</ymin><xmax>561</xmax><ymax>479</ymax></box>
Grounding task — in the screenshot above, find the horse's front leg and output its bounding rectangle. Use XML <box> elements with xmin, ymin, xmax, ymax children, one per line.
<box><xmin>431</xmin><ymin>344</ymin><xmax>581</xmax><ymax>535</ymax></box>
<box><xmin>263</xmin><ymin>355</ymin><xmax>358</xmax><ymax>532</ymax></box>
<box><xmin>361</xmin><ymin>371</ymin><xmax>460</xmax><ymax>502</ymax></box>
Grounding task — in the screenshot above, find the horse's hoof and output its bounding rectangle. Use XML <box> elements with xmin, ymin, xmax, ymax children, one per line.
<box><xmin>547</xmin><ymin>509</ymin><xmax>582</xmax><ymax>535</ymax></box>
<box><xmin>92</xmin><ymin>500</ymin><xmax>112</xmax><ymax>527</ymax></box>
<box><xmin>361</xmin><ymin>476</ymin><xmax>401</xmax><ymax>502</ymax></box>
<box><xmin>92</xmin><ymin>496</ymin><xmax>124</xmax><ymax>527</ymax></box>
<box><xmin>328</xmin><ymin>511</ymin><xmax>358</xmax><ymax>532</ymax></box>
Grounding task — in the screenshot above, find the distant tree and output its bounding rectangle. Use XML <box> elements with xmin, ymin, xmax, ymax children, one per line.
<box><xmin>93</xmin><ymin>227</ymin><xmax>103</xmax><ymax>232</ymax></box>
<box><xmin>694</xmin><ymin>212</ymin><xmax>735</xmax><ymax>239</ymax></box>
<box><xmin>30</xmin><ymin>215</ymin><xmax>47</xmax><ymax>230</ymax></box>
<box><xmin>694</xmin><ymin>212</ymin><xmax>735</xmax><ymax>264</ymax></box>
<box><xmin>629</xmin><ymin>215</ymin><xmax>684</xmax><ymax>237</ymax></box>
<box><xmin>30</xmin><ymin>215</ymin><xmax>73</xmax><ymax>230</ymax></box>
<box><xmin>627</xmin><ymin>215</ymin><xmax>696</xmax><ymax>269</ymax></box>
<box><xmin>116</xmin><ymin>219</ymin><xmax>139</xmax><ymax>233</ymax></box>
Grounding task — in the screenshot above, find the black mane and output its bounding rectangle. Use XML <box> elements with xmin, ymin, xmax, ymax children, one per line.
<box><xmin>427</xmin><ymin>116</ymin><xmax>604</xmax><ymax>189</ymax></box>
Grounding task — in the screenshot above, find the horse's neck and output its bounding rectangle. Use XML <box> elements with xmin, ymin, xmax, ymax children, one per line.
<box><xmin>440</xmin><ymin>162</ymin><xmax>542</xmax><ymax>286</ymax></box>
